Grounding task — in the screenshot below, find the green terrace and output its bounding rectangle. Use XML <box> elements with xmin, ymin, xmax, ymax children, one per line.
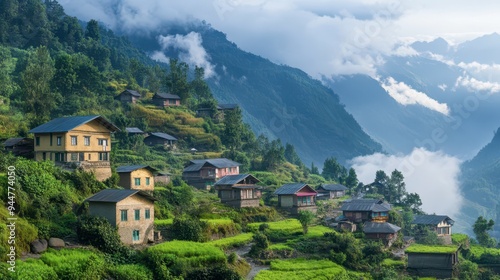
<box><xmin>405</xmin><ymin>244</ymin><xmax>459</xmax><ymax>254</ymax></box>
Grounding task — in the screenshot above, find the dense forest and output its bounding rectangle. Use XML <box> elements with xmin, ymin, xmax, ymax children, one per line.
<box><xmin>0</xmin><ymin>1</ymin><xmax>499</xmax><ymax>279</ymax></box>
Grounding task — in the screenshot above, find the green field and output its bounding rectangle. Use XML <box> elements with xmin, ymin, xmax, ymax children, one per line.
<box><xmin>146</xmin><ymin>240</ymin><xmax>226</xmax><ymax>267</ymax></box>
<box><xmin>207</xmin><ymin>233</ymin><xmax>254</xmax><ymax>249</ymax></box>
<box><xmin>254</xmin><ymin>259</ymin><xmax>347</xmax><ymax>280</ymax></box>
<box><xmin>405</xmin><ymin>244</ymin><xmax>458</xmax><ymax>254</ymax></box>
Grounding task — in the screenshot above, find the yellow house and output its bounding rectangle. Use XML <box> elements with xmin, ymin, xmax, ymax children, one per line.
<box><xmin>116</xmin><ymin>165</ymin><xmax>157</xmax><ymax>191</ymax></box>
<box><xmin>28</xmin><ymin>115</ymin><xmax>119</xmax><ymax>181</ymax></box>
<box><xmin>86</xmin><ymin>189</ymin><xmax>156</xmax><ymax>245</ymax></box>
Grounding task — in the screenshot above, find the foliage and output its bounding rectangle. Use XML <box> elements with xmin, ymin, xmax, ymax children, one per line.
<box><xmin>76</xmin><ymin>215</ymin><xmax>123</xmax><ymax>254</ymax></box>
<box><xmin>171</xmin><ymin>217</ymin><xmax>209</xmax><ymax>242</ymax></box>
<box><xmin>39</xmin><ymin>249</ymin><xmax>106</xmax><ymax>280</ymax></box>
<box><xmin>207</xmin><ymin>233</ymin><xmax>254</xmax><ymax>249</ymax></box>
<box><xmin>255</xmin><ymin>259</ymin><xmax>348</xmax><ymax>280</ymax></box>
<box><xmin>405</xmin><ymin>244</ymin><xmax>458</xmax><ymax>254</ymax></box>
<box><xmin>0</xmin><ymin>207</ymin><xmax>37</xmax><ymax>261</ymax></box>
<box><xmin>222</xmin><ymin>106</ymin><xmax>243</xmax><ymax>155</ymax></box>
<box><xmin>452</xmin><ymin>233</ymin><xmax>470</xmax><ymax>245</ymax></box>
<box><xmin>457</xmin><ymin>260</ymin><xmax>480</xmax><ymax>280</ymax></box>
<box><xmin>297</xmin><ymin>210</ymin><xmax>315</xmax><ymax>234</ymax></box>
<box><xmin>325</xmin><ymin>232</ymin><xmax>364</xmax><ymax>270</ymax></box>
<box><xmin>465</xmin><ymin>245</ymin><xmax>500</xmax><ymax>264</ymax></box>
<box><xmin>473</xmin><ymin>216</ymin><xmax>497</xmax><ymax>247</ymax></box>
<box><xmin>108</xmin><ymin>264</ymin><xmax>154</xmax><ymax>280</ymax></box>
<box><xmin>11</xmin><ymin>259</ymin><xmax>58</xmax><ymax>280</ymax></box>
<box><xmin>184</xmin><ymin>265</ymin><xmax>241</xmax><ymax>280</ymax></box>
<box><xmin>381</xmin><ymin>258</ymin><xmax>406</xmax><ymax>269</ymax></box>
<box><xmin>322</xmin><ymin>157</ymin><xmax>347</xmax><ymax>181</ymax></box>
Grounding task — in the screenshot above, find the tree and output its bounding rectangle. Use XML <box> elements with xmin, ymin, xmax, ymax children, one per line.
<box><xmin>473</xmin><ymin>216</ymin><xmax>497</xmax><ymax>247</ymax></box>
<box><xmin>222</xmin><ymin>107</ymin><xmax>243</xmax><ymax>155</ymax></box>
<box><xmin>262</xmin><ymin>139</ymin><xmax>285</xmax><ymax>171</ymax></box>
<box><xmin>284</xmin><ymin>143</ymin><xmax>303</xmax><ymax>166</ymax></box>
<box><xmin>85</xmin><ymin>19</ymin><xmax>100</xmax><ymax>41</ymax></box>
<box><xmin>189</xmin><ymin>66</ymin><xmax>212</xmax><ymax>101</ymax></box>
<box><xmin>298</xmin><ymin>210</ymin><xmax>315</xmax><ymax>234</ymax></box>
<box><xmin>345</xmin><ymin>168</ymin><xmax>358</xmax><ymax>195</ymax></box>
<box><xmin>457</xmin><ymin>260</ymin><xmax>479</xmax><ymax>280</ymax></box>
<box><xmin>310</xmin><ymin>162</ymin><xmax>319</xmax><ymax>175</ymax></box>
<box><xmin>76</xmin><ymin>215</ymin><xmax>123</xmax><ymax>254</ymax></box>
<box><xmin>402</xmin><ymin>192</ymin><xmax>423</xmax><ymax>214</ymax></box>
<box><xmin>322</xmin><ymin>157</ymin><xmax>346</xmax><ymax>181</ymax></box>
<box><xmin>389</xmin><ymin>169</ymin><xmax>406</xmax><ymax>204</ymax></box>
<box><xmin>165</xmin><ymin>58</ymin><xmax>190</xmax><ymax>100</ymax></box>
<box><xmin>20</xmin><ymin>46</ymin><xmax>59</xmax><ymax>126</ymax></box>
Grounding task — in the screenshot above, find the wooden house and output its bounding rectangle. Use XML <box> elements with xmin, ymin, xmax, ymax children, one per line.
<box><xmin>406</xmin><ymin>244</ymin><xmax>459</xmax><ymax>279</ymax></box>
<box><xmin>316</xmin><ymin>184</ymin><xmax>347</xmax><ymax>200</ymax></box>
<box><xmin>154</xmin><ymin>171</ymin><xmax>171</xmax><ymax>185</ymax></box>
<box><xmin>363</xmin><ymin>221</ymin><xmax>401</xmax><ymax>246</ymax></box>
<box><xmin>214</xmin><ymin>174</ymin><xmax>262</xmax><ymax>208</ymax></box>
<box><xmin>125</xmin><ymin>127</ymin><xmax>145</xmax><ymax>136</ymax></box>
<box><xmin>196</xmin><ymin>103</ymin><xmax>238</xmax><ymax>121</ymax></box>
<box><xmin>341</xmin><ymin>199</ymin><xmax>391</xmax><ymax>223</ymax></box>
<box><xmin>115</xmin><ymin>89</ymin><xmax>141</xmax><ymax>104</ymax></box>
<box><xmin>3</xmin><ymin>137</ymin><xmax>34</xmax><ymax>158</ymax></box>
<box><xmin>412</xmin><ymin>215</ymin><xmax>454</xmax><ymax>244</ymax></box>
<box><xmin>116</xmin><ymin>165</ymin><xmax>157</xmax><ymax>191</ymax></box>
<box><xmin>28</xmin><ymin>115</ymin><xmax>119</xmax><ymax>181</ymax></box>
<box><xmin>274</xmin><ymin>183</ymin><xmax>317</xmax><ymax>214</ymax></box>
<box><xmin>144</xmin><ymin>132</ymin><xmax>177</xmax><ymax>148</ymax></box>
<box><xmin>86</xmin><ymin>189</ymin><xmax>156</xmax><ymax>245</ymax></box>
<box><xmin>182</xmin><ymin>158</ymin><xmax>241</xmax><ymax>190</ymax></box>
<box><xmin>152</xmin><ymin>92</ymin><xmax>181</xmax><ymax>107</ymax></box>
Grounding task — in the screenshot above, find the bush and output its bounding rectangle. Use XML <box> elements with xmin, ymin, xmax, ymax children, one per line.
<box><xmin>108</xmin><ymin>264</ymin><xmax>154</xmax><ymax>280</ymax></box>
<box><xmin>171</xmin><ymin>217</ymin><xmax>209</xmax><ymax>242</ymax></box>
<box><xmin>0</xmin><ymin>207</ymin><xmax>37</xmax><ymax>260</ymax></box>
<box><xmin>76</xmin><ymin>215</ymin><xmax>123</xmax><ymax>254</ymax></box>
<box><xmin>185</xmin><ymin>266</ymin><xmax>241</xmax><ymax>280</ymax></box>
<box><xmin>12</xmin><ymin>259</ymin><xmax>58</xmax><ymax>280</ymax></box>
<box><xmin>208</xmin><ymin>233</ymin><xmax>254</xmax><ymax>249</ymax></box>
<box><xmin>40</xmin><ymin>249</ymin><xmax>106</xmax><ymax>280</ymax></box>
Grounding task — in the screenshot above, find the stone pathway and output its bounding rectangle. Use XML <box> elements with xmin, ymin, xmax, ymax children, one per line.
<box><xmin>232</xmin><ymin>243</ymin><xmax>270</xmax><ymax>280</ymax></box>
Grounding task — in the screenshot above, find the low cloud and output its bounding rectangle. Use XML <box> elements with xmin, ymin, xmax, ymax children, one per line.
<box><xmin>350</xmin><ymin>148</ymin><xmax>463</xmax><ymax>218</ymax></box>
<box><xmin>379</xmin><ymin>76</ymin><xmax>450</xmax><ymax>115</ymax></box>
<box><xmin>155</xmin><ymin>32</ymin><xmax>216</xmax><ymax>78</ymax></box>
<box><xmin>455</xmin><ymin>75</ymin><xmax>500</xmax><ymax>94</ymax></box>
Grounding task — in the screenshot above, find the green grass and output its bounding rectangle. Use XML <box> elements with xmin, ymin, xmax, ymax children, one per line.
<box><xmin>201</xmin><ymin>218</ymin><xmax>234</xmax><ymax>226</ymax></box>
<box><xmin>147</xmin><ymin>240</ymin><xmax>226</xmax><ymax>267</ymax></box>
<box><xmin>207</xmin><ymin>233</ymin><xmax>253</xmax><ymax>249</ymax></box>
<box><xmin>405</xmin><ymin>244</ymin><xmax>458</xmax><ymax>254</ymax></box>
<box><xmin>248</xmin><ymin>219</ymin><xmax>302</xmax><ymax>235</ymax></box>
<box><xmin>268</xmin><ymin>244</ymin><xmax>294</xmax><ymax>251</ymax></box>
<box><xmin>255</xmin><ymin>259</ymin><xmax>347</xmax><ymax>280</ymax></box>
<box><xmin>451</xmin><ymin>233</ymin><xmax>469</xmax><ymax>244</ymax></box>
<box><xmin>305</xmin><ymin>225</ymin><xmax>334</xmax><ymax>238</ymax></box>
<box><xmin>381</xmin><ymin>258</ymin><xmax>405</xmax><ymax>268</ymax></box>
<box><xmin>39</xmin><ymin>249</ymin><xmax>106</xmax><ymax>280</ymax></box>
<box><xmin>154</xmin><ymin>219</ymin><xmax>173</xmax><ymax>227</ymax></box>
<box><xmin>469</xmin><ymin>245</ymin><xmax>500</xmax><ymax>258</ymax></box>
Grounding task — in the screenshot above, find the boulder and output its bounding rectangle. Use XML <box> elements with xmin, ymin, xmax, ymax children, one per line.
<box><xmin>30</xmin><ymin>239</ymin><xmax>48</xmax><ymax>254</ymax></box>
<box><xmin>48</xmin><ymin>237</ymin><xmax>65</xmax><ymax>248</ymax></box>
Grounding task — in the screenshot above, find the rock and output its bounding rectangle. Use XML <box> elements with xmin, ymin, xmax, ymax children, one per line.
<box><xmin>48</xmin><ymin>237</ymin><xmax>65</xmax><ymax>248</ymax></box>
<box><xmin>30</xmin><ymin>239</ymin><xmax>48</xmax><ymax>254</ymax></box>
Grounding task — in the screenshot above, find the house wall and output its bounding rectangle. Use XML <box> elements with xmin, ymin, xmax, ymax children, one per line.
<box><xmin>119</xmin><ymin>93</ymin><xmax>137</xmax><ymax>104</ymax></box>
<box><xmin>118</xmin><ymin>169</ymin><xmax>154</xmax><ymax>191</ymax></box>
<box><xmin>88</xmin><ymin>202</ymin><xmax>117</xmax><ymax>226</ymax></box>
<box><xmin>116</xmin><ymin>195</ymin><xmax>155</xmax><ymax>245</ymax></box>
<box><xmin>155</xmin><ymin>174</ymin><xmax>171</xmax><ymax>185</ymax></box>
<box><xmin>437</xmin><ymin>220</ymin><xmax>452</xmax><ymax>235</ymax></box>
<box><xmin>279</xmin><ymin>195</ymin><xmax>294</xmax><ymax>207</ymax></box>
<box><xmin>344</xmin><ymin>211</ymin><xmax>371</xmax><ymax>223</ymax></box>
<box><xmin>407</xmin><ymin>252</ymin><xmax>458</xmax><ymax>278</ymax></box>
<box><xmin>215</xmin><ymin>166</ymin><xmax>239</xmax><ymax>179</ymax></box>
<box><xmin>165</xmin><ymin>99</ymin><xmax>180</xmax><ymax>106</ymax></box>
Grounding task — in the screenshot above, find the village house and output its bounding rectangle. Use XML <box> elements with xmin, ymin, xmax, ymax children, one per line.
<box><xmin>341</xmin><ymin>199</ymin><xmax>391</xmax><ymax>223</ymax></box>
<box><xmin>363</xmin><ymin>221</ymin><xmax>401</xmax><ymax>246</ymax></box>
<box><xmin>154</xmin><ymin>171</ymin><xmax>171</xmax><ymax>185</ymax></box>
<box><xmin>214</xmin><ymin>174</ymin><xmax>262</xmax><ymax>208</ymax></box>
<box><xmin>182</xmin><ymin>158</ymin><xmax>241</xmax><ymax>190</ymax></box>
<box><xmin>3</xmin><ymin>137</ymin><xmax>34</xmax><ymax>158</ymax></box>
<box><xmin>412</xmin><ymin>214</ymin><xmax>454</xmax><ymax>244</ymax></box>
<box><xmin>152</xmin><ymin>92</ymin><xmax>181</xmax><ymax>107</ymax></box>
<box><xmin>144</xmin><ymin>132</ymin><xmax>177</xmax><ymax>148</ymax></box>
<box><xmin>86</xmin><ymin>189</ymin><xmax>156</xmax><ymax>245</ymax></box>
<box><xmin>125</xmin><ymin>127</ymin><xmax>145</xmax><ymax>136</ymax></box>
<box><xmin>274</xmin><ymin>183</ymin><xmax>318</xmax><ymax>214</ymax></box>
<box><xmin>115</xmin><ymin>89</ymin><xmax>141</xmax><ymax>104</ymax></box>
<box><xmin>406</xmin><ymin>244</ymin><xmax>459</xmax><ymax>279</ymax></box>
<box><xmin>316</xmin><ymin>183</ymin><xmax>347</xmax><ymax>200</ymax></box>
<box><xmin>116</xmin><ymin>165</ymin><xmax>157</xmax><ymax>191</ymax></box>
<box><xmin>196</xmin><ymin>104</ymin><xmax>238</xmax><ymax>121</ymax></box>
<box><xmin>28</xmin><ymin>115</ymin><xmax>119</xmax><ymax>181</ymax></box>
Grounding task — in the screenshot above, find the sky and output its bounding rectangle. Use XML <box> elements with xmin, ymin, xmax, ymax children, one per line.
<box><xmin>58</xmin><ymin>0</ymin><xmax>500</xmax><ymax>78</ymax></box>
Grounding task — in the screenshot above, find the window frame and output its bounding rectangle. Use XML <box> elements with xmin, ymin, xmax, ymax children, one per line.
<box><xmin>71</xmin><ymin>136</ymin><xmax>77</xmax><ymax>146</ymax></box>
<box><xmin>134</xmin><ymin>209</ymin><xmax>140</xmax><ymax>221</ymax></box>
<box><xmin>134</xmin><ymin>178</ymin><xmax>141</xmax><ymax>186</ymax></box>
<box><xmin>84</xmin><ymin>136</ymin><xmax>90</xmax><ymax>146</ymax></box>
<box><xmin>132</xmin><ymin>230</ymin><xmax>140</xmax><ymax>241</ymax></box>
<box><xmin>120</xmin><ymin>210</ymin><xmax>128</xmax><ymax>221</ymax></box>
<box><xmin>57</xmin><ymin>136</ymin><xmax>62</xmax><ymax>146</ymax></box>
<box><xmin>145</xmin><ymin>209</ymin><xmax>151</xmax><ymax>220</ymax></box>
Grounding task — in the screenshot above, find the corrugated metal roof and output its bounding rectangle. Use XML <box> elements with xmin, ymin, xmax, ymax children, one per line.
<box><xmin>274</xmin><ymin>183</ymin><xmax>317</xmax><ymax>195</ymax></box>
<box><xmin>3</xmin><ymin>137</ymin><xmax>32</xmax><ymax>147</ymax></box>
<box><xmin>154</xmin><ymin>92</ymin><xmax>181</xmax><ymax>99</ymax></box>
<box><xmin>148</xmin><ymin>132</ymin><xmax>177</xmax><ymax>141</ymax></box>
<box><xmin>29</xmin><ymin>115</ymin><xmax>120</xmax><ymax>133</ymax></box>
<box><xmin>412</xmin><ymin>215</ymin><xmax>454</xmax><ymax>225</ymax></box>
<box><xmin>85</xmin><ymin>189</ymin><xmax>156</xmax><ymax>203</ymax></box>
<box><xmin>121</xmin><ymin>89</ymin><xmax>141</xmax><ymax>97</ymax></box>
<box><xmin>183</xmin><ymin>158</ymin><xmax>241</xmax><ymax>172</ymax></box>
<box><xmin>116</xmin><ymin>165</ymin><xmax>157</xmax><ymax>173</ymax></box>
<box><xmin>214</xmin><ymin>174</ymin><xmax>259</xmax><ymax>185</ymax></box>
<box><xmin>363</xmin><ymin>222</ymin><xmax>401</xmax><ymax>234</ymax></box>
<box><xmin>125</xmin><ymin>127</ymin><xmax>144</xmax><ymax>133</ymax></box>
<box><xmin>318</xmin><ymin>184</ymin><xmax>347</xmax><ymax>191</ymax></box>
<box><xmin>341</xmin><ymin>199</ymin><xmax>391</xmax><ymax>212</ymax></box>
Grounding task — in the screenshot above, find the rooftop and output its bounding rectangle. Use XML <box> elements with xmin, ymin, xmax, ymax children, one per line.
<box><xmin>147</xmin><ymin>132</ymin><xmax>177</xmax><ymax>141</ymax></box>
<box><xmin>413</xmin><ymin>215</ymin><xmax>454</xmax><ymax>226</ymax></box>
<box><xmin>341</xmin><ymin>199</ymin><xmax>391</xmax><ymax>212</ymax></box>
<box><xmin>116</xmin><ymin>165</ymin><xmax>157</xmax><ymax>173</ymax></box>
<box><xmin>120</xmin><ymin>89</ymin><xmax>141</xmax><ymax>97</ymax></box>
<box><xmin>363</xmin><ymin>222</ymin><xmax>401</xmax><ymax>234</ymax></box>
<box><xmin>183</xmin><ymin>158</ymin><xmax>241</xmax><ymax>172</ymax></box>
<box><xmin>29</xmin><ymin>115</ymin><xmax>120</xmax><ymax>134</ymax></box>
<box><xmin>154</xmin><ymin>92</ymin><xmax>181</xmax><ymax>99</ymax></box>
<box><xmin>86</xmin><ymin>189</ymin><xmax>156</xmax><ymax>203</ymax></box>
<box><xmin>318</xmin><ymin>184</ymin><xmax>348</xmax><ymax>191</ymax></box>
<box><xmin>214</xmin><ymin>174</ymin><xmax>260</xmax><ymax>185</ymax></box>
<box><xmin>405</xmin><ymin>244</ymin><xmax>459</xmax><ymax>254</ymax></box>
<box><xmin>125</xmin><ymin>127</ymin><xmax>144</xmax><ymax>133</ymax></box>
<box><xmin>274</xmin><ymin>183</ymin><xmax>317</xmax><ymax>195</ymax></box>
<box><xmin>3</xmin><ymin>137</ymin><xmax>33</xmax><ymax>147</ymax></box>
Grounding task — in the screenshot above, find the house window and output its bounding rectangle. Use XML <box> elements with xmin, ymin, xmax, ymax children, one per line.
<box><xmin>145</xmin><ymin>209</ymin><xmax>150</xmax><ymax>219</ymax></box>
<box><xmin>133</xmin><ymin>230</ymin><xmax>140</xmax><ymax>241</ymax></box>
<box><xmin>146</xmin><ymin>177</ymin><xmax>150</xmax><ymax>186</ymax></box>
<box><xmin>42</xmin><ymin>152</ymin><xmax>46</xmax><ymax>160</ymax></box>
<box><xmin>88</xmin><ymin>154</ymin><xmax>91</xmax><ymax>160</ymax></box>
<box><xmin>84</xmin><ymin>136</ymin><xmax>90</xmax><ymax>146</ymax></box>
<box><xmin>98</xmin><ymin>139</ymin><xmax>108</xmax><ymax>146</ymax></box>
<box><xmin>134</xmin><ymin>178</ymin><xmax>141</xmax><ymax>186</ymax></box>
<box><xmin>50</xmin><ymin>133</ymin><xmax>53</xmax><ymax>146</ymax></box>
<box><xmin>168</xmin><ymin>99</ymin><xmax>176</xmax><ymax>105</ymax></box>
<box><xmin>298</xmin><ymin>196</ymin><xmax>312</xmax><ymax>206</ymax></box>
<box><xmin>120</xmin><ymin>210</ymin><xmax>128</xmax><ymax>221</ymax></box>
<box><xmin>135</xmin><ymin>209</ymin><xmax>140</xmax><ymax>220</ymax></box>
<box><xmin>36</xmin><ymin>137</ymin><xmax>40</xmax><ymax>146</ymax></box>
<box><xmin>98</xmin><ymin>152</ymin><xmax>108</xmax><ymax>161</ymax></box>
<box><xmin>57</xmin><ymin>136</ymin><xmax>62</xmax><ymax>146</ymax></box>
<box><xmin>55</xmin><ymin>153</ymin><xmax>60</xmax><ymax>162</ymax></box>
<box><xmin>71</xmin><ymin>153</ymin><xmax>77</xmax><ymax>161</ymax></box>
<box><xmin>71</xmin><ymin>136</ymin><xmax>77</xmax><ymax>146</ymax></box>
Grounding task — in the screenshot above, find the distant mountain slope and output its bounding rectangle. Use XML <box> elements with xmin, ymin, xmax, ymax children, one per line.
<box><xmin>124</xmin><ymin>25</ymin><xmax>382</xmax><ymax>165</ymax></box>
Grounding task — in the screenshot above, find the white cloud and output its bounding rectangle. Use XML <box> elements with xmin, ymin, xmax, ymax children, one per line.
<box><xmin>455</xmin><ymin>75</ymin><xmax>500</xmax><ymax>93</ymax></box>
<box><xmin>379</xmin><ymin>76</ymin><xmax>450</xmax><ymax>115</ymax></box>
<box><xmin>156</xmin><ymin>32</ymin><xmax>216</xmax><ymax>78</ymax></box>
<box><xmin>350</xmin><ymin>148</ymin><xmax>463</xmax><ymax>218</ymax></box>
<box><xmin>438</xmin><ymin>84</ymin><xmax>447</xmax><ymax>91</ymax></box>
<box><xmin>150</xmin><ymin>51</ymin><xmax>170</xmax><ymax>63</ymax></box>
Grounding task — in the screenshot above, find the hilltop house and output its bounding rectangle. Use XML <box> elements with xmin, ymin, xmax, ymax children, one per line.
<box><xmin>144</xmin><ymin>132</ymin><xmax>177</xmax><ymax>148</ymax></box>
<box><xmin>196</xmin><ymin>104</ymin><xmax>238</xmax><ymax>120</ymax></box>
<box><xmin>406</xmin><ymin>244</ymin><xmax>459</xmax><ymax>279</ymax></box>
<box><xmin>3</xmin><ymin>137</ymin><xmax>34</xmax><ymax>158</ymax></box>
<box><xmin>341</xmin><ymin>199</ymin><xmax>391</xmax><ymax>223</ymax></box>
<box><xmin>115</xmin><ymin>89</ymin><xmax>141</xmax><ymax>104</ymax></box>
<box><xmin>125</xmin><ymin>127</ymin><xmax>145</xmax><ymax>136</ymax></box>
<box><xmin>152</xmin><ymin>92</ymin><xmax>181</xmax><ymax>107</ymax></box>
<box><xmin>316</xmin><ymin>184</ymin><xmax>347</xmax><ymax>200</ymax></box>
<box><xmin>86</xmin><ymin>189</ymin><xmax>156</xmax><ymax>245</ymax></box>
<box><xmin>274</xmin><ymin>183</ymin><xmax>317</xmax><ymax>214</ymax></box>
<box><xmin>412</xmin><ymin>215</ymin><xmax>454</xmax><ymax>244</ymax></box>
<box><xmin>116</xmin><ymin>165</ymin><xmax>157</xmax><ymax>191</ymax></box>
<box><xmin>28</xmin><ymin>115</ymin><xmax>119</xmax><ymax>181</ymax></box>
<box><xmin>154</xmin><ymin>171</ymin><xmax>171</xmax><ymax>185</ymax></box>
<box><xmin>182</xmin><ymin>158</ymin><xmax>241</xmax><ymax>190</ymax></box>
<box><xmin>214</xmin><ymin>174</ymin><xmax>262</xmax><ymax>208</ymax></box>
<box><xmin>363</xmin><ymin>221</ymin><xmax>401</xmax><ymax>246</ymax></box>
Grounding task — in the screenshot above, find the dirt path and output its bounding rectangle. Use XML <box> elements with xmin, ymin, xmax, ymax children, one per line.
<box><xmin>232</xmin><ymin>243</ymin><xmax>270</xmax><ymax>280</ymax></box>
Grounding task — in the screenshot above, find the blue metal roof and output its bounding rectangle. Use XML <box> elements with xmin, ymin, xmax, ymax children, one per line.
<box><xmin>154</xmin><ymin>92</ymin><xmax>181</xmax><ymax>99</ymax></box>
<box><xmin>148</xmin><ymin>132</ymin><xmax>177</xmax><ymax>141</ymax></box>
<box><xmin>29</xmin><ymin>115</ymin><xmax>120</xmax><ymax>133</ymax></box>
<box><xmin>318</xmin><ymin>184</ymin><xmax>347</xmax><ymax>191</ymax></box>
<box><xmin>214</xmin><ymin>174</ymin><xmax>259</xmax><ymax>185</ymax></box>
<box><xmin>412</xmin><ymin>215</ymin><xmax>454</xmax><ymax>225</ymax></box>
<box><xmin>363</xmin><ymin>222</ymin><xmax>401</xmax><ymax>234</ymax></box>
<box><xmin>116</xmin><ymin>165</ymin><xmax>157</xmax><ymax>173</ymax></box>
<box><xmin>183</xmin><ymin>158</ymin><xmax>241</xmax><ymax>172</ymax></box>
<box><xmin>85</xmin><ymin>189</ymin><xmax>156</xmax><ymax>203</ymax></box>
<box><xmin>125</xmin><ymin>127</ymin><xmax>144</xmax><ymax>133</ymax></box>
<box><xmin>341</xmin><ymin>199</ymin><xmax>391</xmax><ymax>212</ymax></box>
<box><xmin>274</xmin><ymin>183</ymin><xmax>317</xmax><ymax>195</ymax></box>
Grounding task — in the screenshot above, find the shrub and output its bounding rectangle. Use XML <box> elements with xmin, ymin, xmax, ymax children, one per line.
<box><xmin>0</xmin><ymin>207</ymin><xmax>37</xmax><ymax>260</ymax></box>
<box><xmin>108</xmin><ymin>264</ymin><xmax>154</xmax><ymax>280</ymax></box>
<box><xmin>255</xmin><ymin>259</ymin><xmax>347</xmax><ymax>280</ymax></box>
<box><xmin>171</xmin><ymin>217</ymin><xmax>209</xmax><ymax>242</ymax></box>
<box><xmin>208</xmin><ymin>233</ymin><xmax>254</xmax><ymax>249</ymax></box>
<box><xmin>185</xmin><ymin>265</ymin><xmax>240</xmax><ymax>280</ymax></box>
<box><xmin>12</xmin><ymin>259</ymin><xmax>58</xmax><ymax>280</ymax></box>
<box><xmin>40</xmin><ymin>249</ymin><xmax>106</xmax><ymax>280</ymax></box>
<box><xmin>76</xmin><ymin>215</ymin><xmax>123</xmax><ymax>254</ymax></box>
